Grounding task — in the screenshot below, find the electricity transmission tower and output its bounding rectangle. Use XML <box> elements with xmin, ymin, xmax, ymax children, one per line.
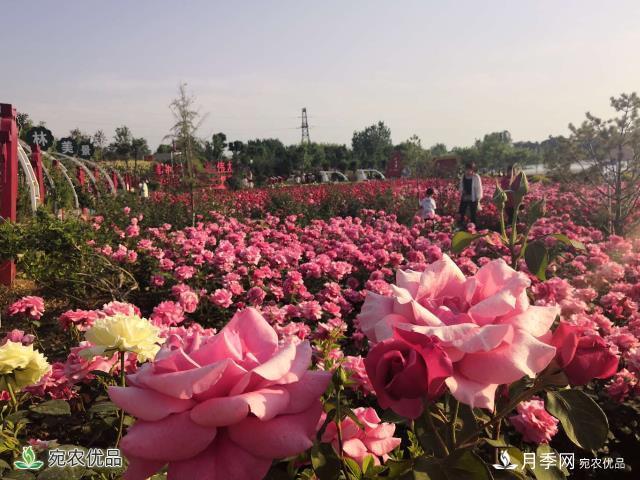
<box><xmin>300</xmin><ymin>108</ymin><xmax>310</xmax><ymax>145</ymax></box>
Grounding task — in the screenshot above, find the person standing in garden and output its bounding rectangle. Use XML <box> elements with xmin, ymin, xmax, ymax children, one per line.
<box><xmin>500</xmin><ymin>164</ymin><xmax>516</xmax><ymax>224</ymax></box>
<box><xmin>458</xmin><ymin>162</ymin><xmax>483</xmax><ymax>226</ymax></box>
<box><xmin>418</xmin><ymin>187</ymin><xmax>437</xmax><ymax>219</ymax></box>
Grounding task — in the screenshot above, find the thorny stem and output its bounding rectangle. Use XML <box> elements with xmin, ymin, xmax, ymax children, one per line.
<box><xmin>335</xmin><ymin>387</ymin><xmax>348</xmax><ymax>478</ymax></box>
<box><xmin>115</xmin><ymin>352</ymin><xmax>126</xmax><ymax>448</ymax></box>
<box><xmin>450</xmin><ymin>398</ymin><xmax>460</xmax><ymax>447</ymax></box>
<box><xmin>425</xmin><ymin>403</ymin><xmax>449</xmax><ymax>456</ymax></box>
<box><xmin>509</xmin><ymin>200</ymin><xmax>521</xmax><ymax>269</ymax></box>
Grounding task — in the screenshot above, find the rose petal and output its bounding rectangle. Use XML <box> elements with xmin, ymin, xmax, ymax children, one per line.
<box><xmin>120</xmin><ymin>411</ymin><xmax>217</xmax><ymax>461</ymax></box>
<box><xmin>502</xmin><ymin>305</ymin><xmax>560</xmax><ymax>337</ymax></box>
<box><xmin>224</xmin><ymin>308</ymin><xmax>279</xmax><ymax>362</ymax></box>
<box><xmin>446</xmin><ymin>374</ymin><xmax>499</xmax><ymax>410</ymax></box>
<box><xmin>109</xmin><ymin>386</ymin><xmax>195</xmax><ymax>421</ymax></box>
<box><xmin>456</xmin><ymin>330</ymin><xmax>556</xmax><ymax>385</ymax></box>
<box><xmin>167</xmin><ymin>433</ymin><xmax>271</xmax><ymax>480</ymax></box>
<box><xmin>191</xmin><ymin>387</ymin><xmax>290</xmax><ymax>427</ymax></box>
<box><xmin>281</xmin><ymin>371</ymin><xmax>331</xmax><ymax>414</ymax></box>
<box><xmin>358</xmin><ymin>293</ymin><xmax>394</xmax><ymax>342</ymax></box>
<box><xmin>140</xmin><ymin>360</ymin><xmax>230</xmax><ymax>399</ymax></box>
<box><xmin>228</xmin><ymin>401</ymin><xmax>323</xmax><ymax>459</ymax></box>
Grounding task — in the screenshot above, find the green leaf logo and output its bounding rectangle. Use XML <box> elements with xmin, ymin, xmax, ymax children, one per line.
<box><xmin>13</xmin><ymin>446</ymin><xmax>44</xmax><ymax>470</ymax></box>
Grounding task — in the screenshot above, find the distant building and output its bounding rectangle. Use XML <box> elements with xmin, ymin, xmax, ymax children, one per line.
<box><xmin>433</xmin><ymin>155</ymin><xmax>459</xmax><ymax>177</ymax></box>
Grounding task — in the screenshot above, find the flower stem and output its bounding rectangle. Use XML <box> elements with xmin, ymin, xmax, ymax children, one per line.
<box><xmin>425</xmin><ymin>403</ymin><xmax>449</xmax><ymax>456</ymax></box>
<box><xmin>335</xmin><ymin>387</ymin><xmax>349</xmax><ymax>478</ymax></box>
<box><xmin>6</xmin><ymin>381</ymin><xmax>18</xmax><ymax>412</ymax></box>
<box><xmin>115</xmin><ymin>352</ymin><xmax>126</xmax><ymax>448</ymax></box>
<box><xmin>450</xmin><ymin>398</ymin><xmax>460</xmax><ymax>447</ymax></box>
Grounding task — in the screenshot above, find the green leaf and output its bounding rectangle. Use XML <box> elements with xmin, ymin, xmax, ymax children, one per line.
<box><xmin>530</xmin><ymin>444</ymin><xmax>566</xmax><ymax>480</ymax></box>
<box><xmin>550</xmin><ymin>234</ymin><xmax>586</xmax><ymax>251</ymax></box>
<box><xmin>451</xmin><ymin>231</ymin><xmax>487</xmax><ymax>254</ymax></box>
<box><xmin>87</xmin><ymin>401</ymin><xmax>119</xmax><ymax>416</ymax></box>
<box><xmin>361</xmin><ymin>455</ymin><xmax>374</xmax><ymax>476</ymax></box>
<box><xmin>545</xmin><ymin>390</ymin><xmax>608</xmax><ymax>451</ymax></box>
<box><xmin>412</xmin><ymin>457</ymin><xmax>448</xmax><ymax>480</ymax></box>
<box><xmin>384</xmin><ymin>459</ymin><xmax>412</xmax><ymax>478</ymax></box>
<box><xmin>310</xmin><ymin>443</ymin><xmax>341</xmax><ymax>480</ymax></box>
<box><xmin>524</xmin><ymin>241</ymin><xmax>549</xmax><ymax>280</ymax></box>
<box><xmin>456</xmin><ymin>404</ymin><xmax>479</xmax><ymax>443</ymax></box>
<box><xmin>445</xmin><ymin>449</ymin><xmax>493</xmax><ymax>480</ymax></box>
<box><xmin>343</xmin><ymin>457</ymin><xmax>362</xmax><ymax>480</ymax></box>
<box><xmin>29</xmin><ymin>400</ymin><xmax>71</xmax><ymax>416</ymax></box>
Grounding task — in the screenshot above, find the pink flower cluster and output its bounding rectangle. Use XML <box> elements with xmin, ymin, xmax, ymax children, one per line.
<box><xmin>7</xmin><ymin>296</ymin><xmax>45</xmax><ymax>320</ymax></box>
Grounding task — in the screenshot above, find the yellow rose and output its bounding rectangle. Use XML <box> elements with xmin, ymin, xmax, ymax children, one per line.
<box><xmin>84</xmin><ymin>314</ymin><xmax>161</xmax><ymax>362</ymax></box>
<box><xmin>0</xmin><ymin>341</ymin><xmax>50</xmax><ymax>392</ymax></box>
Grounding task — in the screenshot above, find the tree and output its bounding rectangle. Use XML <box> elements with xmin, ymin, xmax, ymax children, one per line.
<box><xmin>474</xmin><ymin>131</ymin><xmax>513</xmax><ymax>172</ymax></box>
<box><xmin>92</xmin><ymin>130</ymin><xmax>107</xmax><ymax>160</ymax></box>
<box><xmin>429</xmin><ymin>143</ymin><xmax>448</xmax><ymax>156</ymax></box>
<box><xmin>395</xmin><ymin>135</ymin><xmax>429</xmax><ymax>176</ymax></box>
<box><xmin>16</xmin><ymin>112</ymin><xmax>33</xmax><ymax>141</ymax></box>
<box><xmin>166</xmin><ymin>83</ymin><xmax>206</xmax><ymax>225</ymax></box>
<box><xmin>69</xmin><ymin>128</ymin><xmax>91</xmax><ymax>143</ymax></box>
<box><xmin>569</xmin><ymin>92</ymin><xmax>640</xmax><ymax>234</ymax></box>
<box><xmin>109</xmin><ymin>126</ymin><xmax>133</xmax><ymax>166</ymax></box>
<box><xmin>204</xmin><ymin>132</ymin><xmax>227</xmax><ymax>161</ymax></box>
<box><xmin>352</xmin><ymin>121</ymin><xmax>393</xmax><ymax>169</ymax></box>
<box><xmin>156</xmin><ymin>144</ymin><xmax>173</xmax><ymax>154</ymax></box>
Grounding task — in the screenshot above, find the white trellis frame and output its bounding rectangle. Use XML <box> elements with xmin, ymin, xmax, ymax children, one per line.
<box><xmin>16</xmin><ymin>144</ymin><xmax>40</xmax><ymax>212</ymax></box>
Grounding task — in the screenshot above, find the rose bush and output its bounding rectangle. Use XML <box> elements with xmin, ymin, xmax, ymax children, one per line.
<box><xmin>2</xmin><ymin>177</ymin><xmax>640</xmax><ymax>479</ymax></box>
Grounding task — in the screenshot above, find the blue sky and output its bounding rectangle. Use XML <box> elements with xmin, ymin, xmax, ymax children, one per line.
<box><xmin>2</xmin><ymin>0</ymin><xmax>639</xmax><ymax>149</ymax></box>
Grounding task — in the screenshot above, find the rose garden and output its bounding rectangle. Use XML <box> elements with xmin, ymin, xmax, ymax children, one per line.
<box><xmin>2</xmin><ymin>145</ymin><xmax>640</xmax><ymax>480</ymax></box>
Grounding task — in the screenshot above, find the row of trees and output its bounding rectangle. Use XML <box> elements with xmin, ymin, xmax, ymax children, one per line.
<box><xmin>18</xmin><ymin>87</ymin><xmax>640</xmax><ymax>235</ymax></box>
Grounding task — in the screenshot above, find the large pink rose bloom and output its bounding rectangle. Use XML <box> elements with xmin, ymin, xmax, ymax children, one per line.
<box><xmin>109</xmin><ymin>308</ymin><xmax>331</xmax><ymax>480</ymax></box>
<box><xmin>358</xmin><ymin>255</ymin><xmax>558</xmax><ymax>409</ymax></box>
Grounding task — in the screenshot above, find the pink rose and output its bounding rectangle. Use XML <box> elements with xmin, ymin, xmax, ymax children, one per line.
<box><xmin>321</xmin><ymin>407</ymin><xmax>401</xmax><ymax>466</ymax></box>
<box><xmin>358</xmin><ymin>255</ymin><xmax>558</xmax><ymax>409</ymax></box>
<box><xmin>8</xmin><ymin>296</ymin><xmax>45</xmax><ymax>320</ymax></box>
<box><xmin>550</xmin><ymin>322</ymin><xmax>619</xmax><ymax>385</ymax></box>
<box><xmin>150</xmin><ymin>301</ymin><xmax>185</xmax><ymax>327</ymax></box>
<box><xmin>178</xmin><ymin>290</ymin><xmax>199</xmax><ymax>313</ymax></box>
<box><xmin>1</xmin><ymin>329</ymin><xmax>35</xmax><ymax>346</ymax></box>
<box><xmin>605</xmin><ymin>369</ymin><xmax>638</xmax><ymax>403</ymax></box>
<box><xmin>364</xmin><ymin>328</ymin><xmax>452</xmax><ymax>419</ymax></box>
<box><xmin>64</xmin><ymin>343</ymin><xmax>117</xmax><ymax>383</ymax></box>
<box><xmin>342</xmin><ymin>356</ymin><xmax>374</xmax><ymax>395</ymax></box>
<box><xmin>58</xmin><ymin>309</ymin><xmax>99</xmax><ymax>331</ymax></box>
<box><xmin>100</xmin><ymin>301</ymin><xmax>141</xmax><ymax>318</ymax></box>
<box><xmin>210</xmin><ymin>289</ymin><xmax>233</xmax><ymax>308</ymax></box>
<box><xmin>509</xmin><ymin>396</ymin><xmax>558</xmax><ymax>444</ymax></box>
<box><xmin>109</xmin><ymin>308</ymin><xmax>331</xmax><ymax>480</ymax></box>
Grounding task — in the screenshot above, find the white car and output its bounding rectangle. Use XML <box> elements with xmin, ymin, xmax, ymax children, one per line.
<box><xmin>319</xmin><ymin>171</ymin><xmax>349</xmax><ymax>183</ymax></box>
<box><xmin>356</xmin><ymin>169</ymin><xmax>386</xmax><ymax>181</ymax></box>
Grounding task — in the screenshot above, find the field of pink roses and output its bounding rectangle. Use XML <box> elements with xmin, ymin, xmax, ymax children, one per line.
<box><xmin>2</xmin><ymin>177</ymin><xmax>640</xmax><ymax>479</ymax></box>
